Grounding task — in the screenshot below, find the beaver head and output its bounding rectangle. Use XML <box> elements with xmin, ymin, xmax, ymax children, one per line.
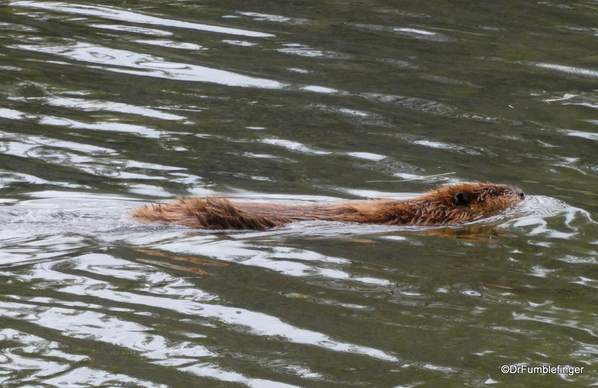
<box><xmin>441</xmin><ymin>183</ymin><xmax>523</xmax><ymax>207</ymax></box>
<box><xmin>405</xmin><ymin>183</ymin><xmax>525</xmax><ymax>225</ymax></box>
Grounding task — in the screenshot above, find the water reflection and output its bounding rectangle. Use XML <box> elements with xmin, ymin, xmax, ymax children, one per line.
<box><xmin>11</xmin><ymin>1</ymin><xmax>275</xmax><ymax>37</ymax></box>
<box><xmin>14</xmin><ymin>41</ymin><xmax>288</xmax><ymax>89</ymax></box>
<box><xmin>30</xmin><ymin>96</ymin><xmax>187</xmax><ymax>120</ymax></box>
<box><xmin>533</xmin><ymin>62</ymin><xmax>598</xmax><ymax>79</ymax></box>
<box><xmin>2</xmin><ymin>250</ymin><xmax>398</xmax><ymax>386</ymax></box>
<box><xmin>0</xmin><ymin>328</ymin><xmax>164</xmax><ymax>387</ymax></box>
<box><xmin>3</xmin><ymin>0</ymin><xmax>598</xmax><ymax>386</ymax></box>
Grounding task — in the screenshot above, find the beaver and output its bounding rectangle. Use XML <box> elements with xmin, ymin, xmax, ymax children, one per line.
<box><xmin>130</xmin><ymin>183</ymin><xmax>525</xmax><ymax>230</ymax></box>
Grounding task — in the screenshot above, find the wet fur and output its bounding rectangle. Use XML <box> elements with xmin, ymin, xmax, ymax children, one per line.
<box><xmin>131</xmin><ymin>183</ymin><xmax>524</xmax><ymax>230</ymax></box>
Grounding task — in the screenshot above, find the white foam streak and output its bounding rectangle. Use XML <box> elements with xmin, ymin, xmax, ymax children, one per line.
<box><xmin>11</xmin><ymin>1</ymin><xmax>274</xmax><ymax>38</ymax></box>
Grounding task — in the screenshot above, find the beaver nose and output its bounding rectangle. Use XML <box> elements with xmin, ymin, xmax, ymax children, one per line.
<box><xmin>516</xmin><ymin>189</ymin><xmax>525</xmax><ymax>200</ymax></box>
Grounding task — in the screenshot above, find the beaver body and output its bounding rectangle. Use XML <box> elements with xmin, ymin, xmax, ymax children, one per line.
<box><xmin>131</xmin><ymin>183</ymin><xmax>525</xmax><ymax>230</ymax></box>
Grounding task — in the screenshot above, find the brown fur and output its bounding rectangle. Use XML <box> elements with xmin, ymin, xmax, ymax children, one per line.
<box><xmin>131</xmin><ymin>183</ymin><xmax>525</xmax><ymax>230</ymax></box>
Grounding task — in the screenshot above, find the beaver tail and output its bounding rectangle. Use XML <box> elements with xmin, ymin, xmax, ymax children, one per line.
<box><xmin>130</xmin><ymin>197</ymin><xmax>283</xmax><ymax>229</ymax></box>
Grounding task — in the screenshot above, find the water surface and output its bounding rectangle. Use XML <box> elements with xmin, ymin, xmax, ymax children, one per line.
<box><xmin>1</xmin><ymin>1</ymin><xmax>598</xmax><ymax>387</ymax></box>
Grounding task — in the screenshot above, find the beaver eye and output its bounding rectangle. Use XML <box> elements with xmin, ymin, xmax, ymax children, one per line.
<box><xmin>490</xmin><ymin>192</ymin><xmax>498</xmax><ymax>199</ymax></box>
<box><xmin>453</xmin><ymin>192</ymin><xmax>470</xmax><ymax>207</ymax></box>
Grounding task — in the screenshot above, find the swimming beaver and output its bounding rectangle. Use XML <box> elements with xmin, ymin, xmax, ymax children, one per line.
<box><xmin>130</xmin><ymin>183</ymin><xmax>525</xmax><ymax>230</ymax></box>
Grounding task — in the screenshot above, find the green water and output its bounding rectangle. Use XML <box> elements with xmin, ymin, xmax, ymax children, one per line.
<box><xmin>1</xmin><ymin>1</ymin><xmax>597</xmax><ymax>387</ymax></box>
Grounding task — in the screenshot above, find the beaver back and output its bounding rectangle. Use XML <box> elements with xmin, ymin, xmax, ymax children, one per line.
<box><xmin>130</xmin><ymin>182</ymin><xmax>524</xmax><ymax>229</ymax></box>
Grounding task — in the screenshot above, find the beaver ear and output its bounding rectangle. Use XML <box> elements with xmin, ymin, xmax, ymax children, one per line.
<box><xmin>453</xmin><ymin>192</ymin><xmax>471</xmax><ymax>207</ymax></box>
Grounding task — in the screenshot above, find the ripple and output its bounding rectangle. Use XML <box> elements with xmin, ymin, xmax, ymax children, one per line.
<box><xmin>0</xmin><ymin>126</ymin><xmax>201</xmax><ymax>185</ymax></box>
<box><xmin>346</xmin><ymin>152</ymin><xmax>387</xmax><ymax>161</ymax></box>
<box><xmin>502</xmin><ymin>195</ymin><xmax>593</xmax><ymax>238</ymax></box>
<box><xmin>350</xmin><ymin>23</ymin><xmax>455</xmax><ymax>42</ymax></box>
<box><xmin>90</xmin><ymin>23</ymin><xmax>173</xmax><ymax>36</ymax></box>
<box><xmin>362</xmin><ymin>93</ymin><xmax>460</xmax><ymax>116</ymax></box>
<box><xmin>12</xmin><ymin>41</ymin><xmax>287</xmax><ymax>89</ymax></box>
<box><xmin>261</xmin><ymin>138</ymin><xmax>332</xmax><ymax>155</ymax></box>
<box><xmin>0</xmin><ymin>128</ymin><xmax>117</xmax><ymax>156</ymax></box>
<box><xmin>0</xmin><ymin>328</ymin><xmax>166</xmax><ymax>387</ymax></box>
<box><xmin>5</xmin><ymin>254</ymin><xmax>398</xmax><ymax>364</ymax></box>
<box><xmin>135</xmin><ymin>39</ymin><xmax>208</xmax><ymax>51</ymax></box>
<box><xmin>564</xmin><ymin>130</ymin><xmax>598</xmax><ymax>142</ymax></box>
<box><xmin>19</xmin><ymin>96</ymin><xmax>187</xmax><ymax>121</ymax></box>
<box><xmin>236</xmin><ymin>12</ymin><xmax>308</xmax><ymax>25</ymax></box>
<box><xmin>277</xmin><ymin>43</ymin><xmax>351</xmax><ymax>59</ymax></box>
<box><xmin>533</xmin><ymin>62</ymin><xmax>598</xmax><ymax>79</ymax></box>
<box><xmin>12</xmin><ymin>1</ymin><xmax>275</xmax><ymax>38</ymax></box>
<box><xmin>222</xmin><ymin>39</ymin><xmax>259</xmax><ymax>47</ymax></box>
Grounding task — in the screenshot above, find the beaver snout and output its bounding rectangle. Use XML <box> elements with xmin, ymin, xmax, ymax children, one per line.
<box><xmin>506</xmin><ymin>185</ymin><xmax>525</xmax><ymax>201</ymax></box>
<box><xmin>515</xmin><ymin>188</ymin><xmax>525</xmax><ymax>200</ymax></box>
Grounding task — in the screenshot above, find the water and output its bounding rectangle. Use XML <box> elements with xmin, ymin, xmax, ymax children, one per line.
<box><xmin>1</xmin><ymin>1</ymin><xmax>598</xmax><ymax>387</ymax></box>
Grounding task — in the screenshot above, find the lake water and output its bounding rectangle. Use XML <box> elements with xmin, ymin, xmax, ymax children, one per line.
<box><xmin>1</xmin><ymin>1</ymin><xmax>598</xmax><ymax>387</ymax></box>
